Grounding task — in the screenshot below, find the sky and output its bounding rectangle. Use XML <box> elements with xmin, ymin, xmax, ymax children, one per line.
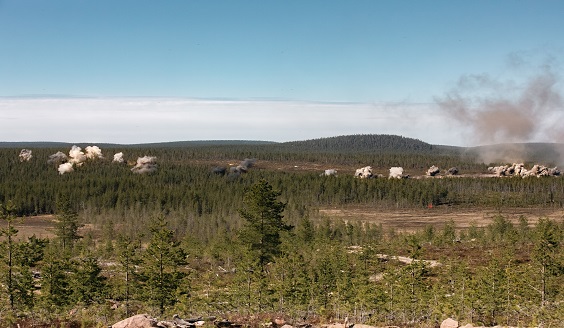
<box><xmin>1</xmin><ymin>1</ymin><xmax>563</xmax><ymax>146</ymax></box>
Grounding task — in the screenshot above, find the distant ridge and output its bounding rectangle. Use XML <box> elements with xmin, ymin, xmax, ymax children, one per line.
<box><xmin>281</xmin><ymin>134</ymin><xmax>435</xmax><ymax>153</ymax></box>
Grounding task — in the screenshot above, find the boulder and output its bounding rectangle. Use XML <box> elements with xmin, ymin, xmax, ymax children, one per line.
<box><xmin>440</xmin><ymin>318</ymin><xmax>459</xmax><ymax>328</ymax></box>
<box><xmin>112</xmin><ymin>314</ymin><xmax>158</xmax><ymax>328</ymax></box>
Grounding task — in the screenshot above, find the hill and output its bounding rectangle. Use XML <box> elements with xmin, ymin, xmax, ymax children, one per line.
<box><xmin>280</xmin><ymin>134</ymin><xmax>436</xmax><ymax>153</ymax></box>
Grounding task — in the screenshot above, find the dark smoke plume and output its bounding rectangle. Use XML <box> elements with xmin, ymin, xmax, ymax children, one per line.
<box><xmin>47</xmin><ymin>151</ymin><xmax>68</xmax><ymax>165</ymax></box>
<box><xmin>230</xmin><ymin>158</ymin><xmax>256</xmax><ymax>174</ymax></box>
<box><xmin>212</xmin><ymin>166</ymin><xmax>227</xmax><ymax>175</ymax></box>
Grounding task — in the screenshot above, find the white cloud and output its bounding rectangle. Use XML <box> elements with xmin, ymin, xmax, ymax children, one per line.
<box><xmin>0</xmin><ymin>97</ymin><xmax>463</xmax><ymax>145</ymax></box>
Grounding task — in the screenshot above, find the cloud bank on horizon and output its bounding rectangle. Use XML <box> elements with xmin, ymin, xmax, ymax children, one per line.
<box><xmin>0</xmin><ymin>97</ymin><xmax>458</xmax><ymax>145</ymax></box>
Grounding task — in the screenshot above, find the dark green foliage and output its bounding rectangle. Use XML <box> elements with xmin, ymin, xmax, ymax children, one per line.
<box><xmin>70</xmin><ymin>255</ymin><xmax>107</xmax><ymax>305</ymax></box>
<box><xmin>0</xmin><ymin>141</ymin><xmax>563</xmax><ymax>326</ymax></box>
<box><xmin>138</xmin><ymin>215</ymin><xmax>187</xmax><ymax>315</ymax></box>
<box><xmin>281</xmin><ymin>134</ymin><xmax>436</xmax><ymax>153</ymax></box>
<box><xmin>54</xmin><ymin>196</ymin><xmax>83</xmax><ymax>251</ymax></box>
<box><xmin>238</xmin><ymin>179</ymin><xmax>292</xmax><ymax>268</ymax></box>
<box><xmin>39</xmin><ymin>246</ymin><xmax>72</xmax><ymax>308</ymax></box>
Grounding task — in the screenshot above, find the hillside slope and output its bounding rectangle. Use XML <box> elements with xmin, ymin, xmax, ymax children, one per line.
<box><xmin>280</xmin><ymin>134</ymin><xmax>436</xmax><ymax>153</ymax></box>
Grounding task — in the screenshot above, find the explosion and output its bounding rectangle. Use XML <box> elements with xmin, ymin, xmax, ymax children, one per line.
<box><xmin>85</xmin><ymin>146</ymin><xmax>103</xmax><ymax>159</ymax></box>
<box><xmin>131</xmin><ymin>156</ymin><xmax>158</xmax><ymax>174</ymax></box>
<box><xmin>69</xmin><ymin>145</ymin><xmax>87</xmax><ymax>166</ymax></box>
<box><xmin>389</xmin><ymin>167</ymin><xmax>407</xmax><ymax>179</ymax></box>
<box><xmin>354</xmin><ymin>166</ymin><xmax>374</xmax><ymax>178</ymax></box>
<box><xmin>19</xmin><ymin>149</ymin><xmax>33</xmax><ymax>162</ymax></box>
<box><xmin>47</xmin><ymin>151</ymin><xmax>68</xmax><ymax>165</ymax></box>
<box><xmin>426</xmin><ymin>165</ymin><xmax>440</xmax><ymax>176</ymax></box>
<box><xmin>113</xmin><ymin>152</ymin><xmax>125</xmax><ymax>163</ymax></box>
<box><xmin>58</xmin><ymin>162</ymin><xmax>74</xmax><ymax>175</ymax></box>
<box><xmin>488</xmin><ymin>163</ymin><xmax>560</xmax><ymax>177</ymax></box>
<box><xmin>322</xmin><ymin>169</ymin><xmax>337</xmax><ymax>176</ymax></box>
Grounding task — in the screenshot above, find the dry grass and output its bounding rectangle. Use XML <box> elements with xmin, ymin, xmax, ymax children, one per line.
<box><xmin>318</xmin><ymin>205</ymin><xmax>564</xmax><ymax>232</ymax></box>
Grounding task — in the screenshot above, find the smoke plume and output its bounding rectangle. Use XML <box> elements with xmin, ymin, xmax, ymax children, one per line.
<box><xmin>113</xmin><ymin>152</ymin><xmax>125</xmax><ymax>163</ymax></box>
<box><xmin>488</xmin><ymin>163</ymin><xmax>560</xmax><ymax>178</ymax></box>
<box><xmin>355</xmin><ymin>166</ymin><xmax>374</xmax><ymax>178</ymax></box>
<box><xmin>230</xmin><ymin>158</ymin><xmax>256</xmax><ymax>174</ymax></box>
<box><xmin>322</xmin><ymin>169</ymin><xmax>337</xmax><ymax>176</ymax></box>
<box><xmin>389</xmin><ymin>167</ymin><xmax>406</xmax><ymax>179</ymax></box>
<box><xmin>85</xmin><ymin>145</ymin><xmax>103</xmax><ymax>159</ymax></box>
<box><xmin>58</xmin><ymin>162</ymin><xmax>74</xmax><ymax>175</ymax></box>
<box><xmin>47</xmin><ymin>151</ymin><xmax>68</xmax><ymax>165</ymax></box>
<box><xmin>436</xmin><ymin>56</ymin><xmax>563</xmax><ymax>163</ymax></box>
<box><xmin>426</xmin><ymin>165</ymin><xmax>440</xmax><ymax>176</ymax></box>
<box><xmin>69</xmin><ymin>145</ymin><xmax>87</xmax><ymax>166</ymax></box>
<box><xmin>19</xmin><ymin>149</ymin><xmax>32</xmax><ymax>162</ymax></box>
<box><xmin>131</xmin><ymin>156</ymin><xmax>158</xmax><ymax>174</ymax></box>
<box><xmin>212</xmin><ymin>166</ymin><xmax>227</xmax><ymax>175</ymax></box>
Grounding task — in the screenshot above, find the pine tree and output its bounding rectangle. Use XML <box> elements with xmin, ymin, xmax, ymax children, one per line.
<box><xmin>138</xmin><ymin>215</ymin><xmax>187</xmax><ymax>316</ymax></box>
<box><xmin>115</xmin><ymin>234</ymin><xmax>141</xmax><ymax>316</ymax></box>
<box><xmin>238</xmin><ymin>179</ymin><xmax>292</xmax><ymax>269</ymax></box>
<box><xmin>70</xmin><ymin>255</ymin><xmax>106</xmax><ymax>306</ymax></box>
<box><xmin>54</xmin><ymin>196</ymin><xmax>83</xmax><ymax>251</ymax></box>
<box><xmin>532</xmin><ymin>218</ymin><xmax>562</xmax><ymax>308</ymax></box>
<box><xmin>0</xmin><ymin>201</ymin><xmax>19</xmax><ymax>310</ymax></box>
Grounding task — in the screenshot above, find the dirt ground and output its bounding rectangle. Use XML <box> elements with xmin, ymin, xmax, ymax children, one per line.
<box><xmin>318</xmin><ymin>205</ymin><xmax>564</xmax><ymax>232</ymax></box>
<box><xmin>3</xmin><ymin>205</ymin><xmax>564</xmax><ymax>242</ymax></box>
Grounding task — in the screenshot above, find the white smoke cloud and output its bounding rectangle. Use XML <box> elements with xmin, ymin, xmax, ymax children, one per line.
<box><xmin>131</xmin><ymin>156</ymin><xmax>157</xmax><ymax>174</ymax></box>
<box><xmin>85</xmin><ymin>145</ymin><xmax>103</xmax><ymax>159</ymax></box>
<box><xmin>58</xmin><ymin>162</ymin><xmax>74</xmax><ymax>175</ymax></box>
<box><xmin>69</xmin><ymin>145</ymin><xmax>86</xmax><ymax>166</ymax></box>
<box><xmin>322</xmin><ymin>169</ymin><xmax>337</xmax><ymax>176</ymax></box>
<box><xmin>113</xmin><ymin>152</ymin><xmax>124</xmax><ymax>163</ymax></box>
<box><xmin>354</xmin><ymin>166</ymin><xmax>374</xmax><ymax>178</ymax></box>
<box><xmin>19</xmin><ymin>149</ymin><xmax>32</xmax><ymax>162</ymax></box>
<box><xmin>389</xmin><ymin>167</ymin><xmax>406</xmax><ymax>179</ymax></box>
<box><xmin>488</xmin><ymin>163</ymin><xmax>560</xmax><ymax>178</ymax></box>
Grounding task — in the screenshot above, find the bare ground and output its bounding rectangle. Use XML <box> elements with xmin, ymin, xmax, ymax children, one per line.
<box><xmin>318</xmin><ymin>205</ymin><xmax>564</xmax><ymax>232</ymax></box>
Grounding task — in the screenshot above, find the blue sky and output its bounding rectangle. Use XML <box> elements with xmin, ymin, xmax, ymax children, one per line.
<box><xmin>1</xmin><ymin>1</ymin><xmax>563</xmax><ymax>145</ymax></box>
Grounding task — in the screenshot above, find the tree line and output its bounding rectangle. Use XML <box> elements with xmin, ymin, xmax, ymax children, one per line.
<box><xmin>0</xmin><ymin>143</ymin><xmax>563</xmax><ymax>326</ymax></box>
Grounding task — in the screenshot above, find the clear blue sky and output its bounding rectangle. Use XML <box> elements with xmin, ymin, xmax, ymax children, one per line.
<box><xmin>1</xmin><ymin>1</ymin><xmax>563</xmax><ymax>145</ymax></box>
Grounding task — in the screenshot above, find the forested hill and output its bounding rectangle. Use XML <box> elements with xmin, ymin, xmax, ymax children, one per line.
<box><xmin>280</xmin><ymin>134</ymin><xmax>436</xmax><ymax>153</ymax></box>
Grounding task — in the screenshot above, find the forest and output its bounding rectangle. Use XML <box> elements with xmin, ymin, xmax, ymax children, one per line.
<box><xmin>0</xmin><ymin>135</ymin><xmax>563</xmax><ymax>327</ymax></box>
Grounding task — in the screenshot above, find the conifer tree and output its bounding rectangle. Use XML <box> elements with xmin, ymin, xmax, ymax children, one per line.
<box><xmin>532</xmin><ymin>218</ymin><xmax>562</xmax><ymax>308</ymax></box>
<box><xmin>0</xmin><ymin>201</ymin><xmax>19</xmax><ymax>310</ymax></box>
<box><xmin>70</xmin><ymin>255</ymin><xmax>106</xmax><ymax>306</ymax></box>
<box><xmin>115</xmin><ymin>234</ymin><xmax>141</xmax><ymax>316</ymax></box>
<box><xmin>138</xmin><ymin>215</ymin><xmax>187</xmax><ymax>315</ymax></box>
<box><xmin>54</xmin><ymin>196</ymin><xmax>83</xmax><ymax>251</ymax></box>
<box><xmin>238</xmin><ymin>179</ymin><xmax>292</xmax><ymax>269</ymax></box>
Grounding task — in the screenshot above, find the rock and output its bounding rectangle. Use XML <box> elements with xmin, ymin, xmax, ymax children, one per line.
<box><xmin>440</xmin><ymin>318</ymin><xmax>458</xmax><ymax>328</ymax></box>
<box><xmin>349</xmin><ymin>324</ymin><xmax>379</xmax><ymax>328</ymax></box>
<box><xmin>112</xmin><ymin>314</ymin><xmax>158</xmax><ymax>328</ymax></box>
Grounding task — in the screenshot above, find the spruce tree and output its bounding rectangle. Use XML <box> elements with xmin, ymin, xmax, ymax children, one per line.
<box><xmin>138</xmin><ymin>215</ymin><xmax>187</xmax><ymax>316</ymax></box>
<box><xmin>238</xmin><ymin>179</ymin><xmax>292</xmax><ymax>269</ymax></box>
<box><xmin>54</xmin><ymin>196</ymin><xmax>83</xmax><ymax>251</ymax></box>
<box><xmin>0</xmin><ymin>201</ymin><xmax>19</xmax><ymax>310</ymax></box>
